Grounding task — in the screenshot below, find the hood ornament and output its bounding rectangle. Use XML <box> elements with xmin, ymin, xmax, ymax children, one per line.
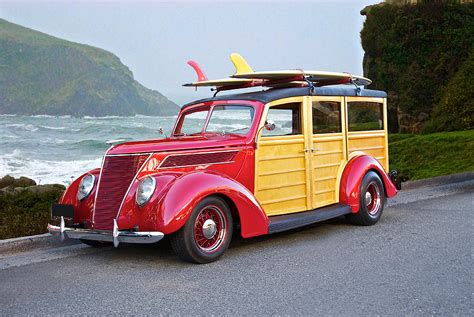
<box><xmin>106</xmin><ymin>139</ymin><xmax>128</xmax><ymax>146</ymax></box>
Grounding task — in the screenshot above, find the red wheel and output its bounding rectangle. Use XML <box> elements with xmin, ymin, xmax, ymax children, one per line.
<box><xmin>171</xmin><ymin>196</ymin><xmax>233</xmax><ymax>263</ymax></box>
<box><xmin>193</xmin><ymin>205</ymin><xmax>228</xmax><ymax>253</ymax></box>
<box><xmin>365</xmin><ymin>181</ymin><xmax>382</xmax><ymax>216</ymax></box>
<box><xmin>347</xmin><ymin>171</ymin><xmax>386</xmax><ymax>226</ymax></box>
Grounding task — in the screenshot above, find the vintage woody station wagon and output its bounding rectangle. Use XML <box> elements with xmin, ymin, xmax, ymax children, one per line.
<box><xmin>49</xmin><ymin>54</ymin><xmax>400</xmax><ymax>263</ymax></box>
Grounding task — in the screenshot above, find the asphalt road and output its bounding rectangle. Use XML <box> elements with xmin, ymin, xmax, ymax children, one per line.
<box><xmin>1</xmin><ymin>181</ymin><xmax>472</xmax><ymax>315</ymax></box>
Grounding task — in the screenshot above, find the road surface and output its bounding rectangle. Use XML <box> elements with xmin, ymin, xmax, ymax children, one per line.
<box><xmin>1</xmin><ymin>181</ymin><xmax>472</xmax><ymax>315</ymax></box>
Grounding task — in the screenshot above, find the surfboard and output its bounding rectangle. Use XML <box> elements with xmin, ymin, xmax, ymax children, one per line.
<box><xmin>229</xmin><ymin>53</ymin><xmax>372</xmax><ymax>86</ymax></box>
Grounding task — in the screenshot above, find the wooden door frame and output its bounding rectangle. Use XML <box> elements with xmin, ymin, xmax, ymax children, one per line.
<box><xmin>309</xmin><ymin>96</ymin><xmax>347</xmax><ymax>207</ymax></box>
<box><xmin>254</xmin><ymin>96</ymin><xmax>312</xmax><ymax>213</ymax></box>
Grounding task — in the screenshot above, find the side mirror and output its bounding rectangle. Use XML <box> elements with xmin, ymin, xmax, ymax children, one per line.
<box><xmin>264</xmin><ymin>120</ymin><xmax>276</xmax><ymax>131</ymax></box>
<box><xmin>158</xmin><ymin>127</ymin><xmax>168</xmax><ymax>138</ymax></box>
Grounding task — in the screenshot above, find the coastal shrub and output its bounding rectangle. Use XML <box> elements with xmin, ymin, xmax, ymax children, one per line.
<box><xmin>361</xmin><ymin>1</ymin><xmax>474</xmax><ymax>132</ymax></box>
<box><xmin>0</xmin><ymin>178</ymin><xmax>65</xmax><ymax>240</ymax></box>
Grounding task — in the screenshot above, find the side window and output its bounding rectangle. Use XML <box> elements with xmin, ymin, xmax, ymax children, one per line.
<box><xmin>262</xmin><ymin>103</ymin><xmax>302</xmax><ymax>137</ymax></box>
<box><xmin>348</xmin><ymin>102</ymin><xmax>384</xmax><ymax>131</ymax></box>
<box><xmin>312</xmin><ymin>101</ymin><xmax>341</xmax><ymax>134</ymax></box>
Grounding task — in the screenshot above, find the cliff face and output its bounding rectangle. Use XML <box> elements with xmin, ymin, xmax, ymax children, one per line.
<box><xmin>361</xmin><ymin>1</ymin><xmax>473</xmax><ymax>133</ymax></box>
<box><xmin>0</xmin><ymin>19</ymin><xmax>180</xmax><ymax>117</ymax></box>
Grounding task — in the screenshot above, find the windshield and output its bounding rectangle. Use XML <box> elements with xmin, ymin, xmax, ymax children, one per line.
<box><xmin>175</xmin><ymin>105</ymin><xmax>254</xmax><ymax>136</ymax></box>
<box><xmin>175</xmin><ymin>109</ymin><xmax>209</xmax><ymax>135</ymax></box>
<box><xmin>206</xmin><ymin>105</ymin><xmax>254</xmax><ymax>135</ymax></box>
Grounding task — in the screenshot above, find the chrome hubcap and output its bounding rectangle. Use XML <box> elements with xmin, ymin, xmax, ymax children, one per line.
<box><xmin>366</xmin><ymin>181</ymin><xmax>381</xmax><ymax>216</ymax></box>
<box><xmin>202</xmin><ymin>219</ymin><xmax>217</xmax><ymax>239</ymax></box>
<box><xmin>365</xmin><ymin>191</ymin><xmax>373</xmax><ymax>206</ymax></box>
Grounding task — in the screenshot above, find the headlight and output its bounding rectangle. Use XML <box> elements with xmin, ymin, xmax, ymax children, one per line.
<box><xmin>77</xmin><ymin>174</ymin><xmax>95</xmax><ymax>201</ymax></box>
<box><xmin>136</xmin><ymin>176</ymin><xmax>156</xmax><ymax>207</ymax></box>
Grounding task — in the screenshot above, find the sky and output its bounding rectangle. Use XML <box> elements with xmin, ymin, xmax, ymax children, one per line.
<box><xmin>0</xmin><ymin>0</ymin><xmax>378</xmax><ymax>105</ymax></box>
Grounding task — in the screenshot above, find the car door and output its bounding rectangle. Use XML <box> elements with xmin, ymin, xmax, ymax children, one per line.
<box><xmin>309</xmin><ymin>96</ymin><xmax>348</xmax><ymax>209</ymax></box>
<box><xmin>254</xmin><ymin>97</ymin><xmax>312</xmax><ymax>216</ymax></box>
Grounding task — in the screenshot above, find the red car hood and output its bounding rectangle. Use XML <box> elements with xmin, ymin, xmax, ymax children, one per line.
<box><xmin>107</xmin><ymin>134</ymin><xmax>249</xmax><ymax>155</ymax></box>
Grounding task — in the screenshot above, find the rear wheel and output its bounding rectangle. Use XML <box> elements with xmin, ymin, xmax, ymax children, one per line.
<box><xmin>80</xmin><ymin>239</ymin><xmax>111</xmax><ymax>247</ymax></box>
<box><xmin>171</xmin><ymin>196</ymin><xmax>233</xmax><ymax>263</ymax></box>
<box><xmin>347</xmin><ymin>171</ymin><xmax>386</xmax><ymax>226</ymax></box>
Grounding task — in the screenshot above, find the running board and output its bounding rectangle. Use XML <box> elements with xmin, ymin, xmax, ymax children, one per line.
<box><xmin>268</xmin><ymin>204</ymin><xmax>352</xmax><ymax>234</ymax></box>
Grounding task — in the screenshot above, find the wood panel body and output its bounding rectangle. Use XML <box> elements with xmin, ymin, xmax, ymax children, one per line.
<box><xmin>255</xmin><ymin>95</ymin><xmax>389</xmax><ymax>217</ymax></box>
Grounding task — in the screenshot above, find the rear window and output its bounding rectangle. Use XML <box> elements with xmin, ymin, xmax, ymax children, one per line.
<box><xmin>348</xmin><ymin>102</ymin><xmax>384</xmax><ymax>131</ymax></box>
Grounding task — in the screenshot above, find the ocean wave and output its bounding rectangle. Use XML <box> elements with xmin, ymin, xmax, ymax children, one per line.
<box><xmin>0</xmin><ymin>149</ymin><xmax>102</xmax><ymax>185</ymax></box>
<box><xmin>5</xmin><ymin>123</ymin><xmax>39</xmax><ymax>132</ymax></box>
<box><xmin>71</xmin><ymin>139</ymin><xmax>110</xmax><ymax>150</ymax></box>
<box><xmin>39</xmin><ymin>125</ymin><xmax>67</xmax><ymax>130</ymax></box>
<box><xmin>28</xmin><ymin>114</ymin><xmax>72</xmax><ymax>118</ymax></box>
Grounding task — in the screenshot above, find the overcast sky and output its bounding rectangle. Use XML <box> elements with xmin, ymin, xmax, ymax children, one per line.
<box><xmin>1</xmin><ymin>0</ymin><xmax>378</xmax><ymax>105</ymax></box>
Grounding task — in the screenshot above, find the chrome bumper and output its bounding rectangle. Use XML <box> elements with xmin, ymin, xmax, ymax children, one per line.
<box><xmin>48</xmin><ymin>217</ymin><xmax>164</xmax><ymax>247</ymax></box>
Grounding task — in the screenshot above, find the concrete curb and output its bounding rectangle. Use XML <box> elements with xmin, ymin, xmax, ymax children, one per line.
<box><xmin>0</xmin><ymin>233</ymin><xmax>79</xmax><ymax>255</ymax></box>
<box><xmin>1</xmin><ymin>171</ymin><xmax>472</xmax><ymax>254</ymax></box>
<box><xmin>402</xmin><ymin>171</ymin><xmax>474</xmax><ymax>190</ymax></box>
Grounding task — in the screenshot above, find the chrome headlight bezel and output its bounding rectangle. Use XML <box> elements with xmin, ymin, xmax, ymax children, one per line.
<box><xmin>136</xmin><ymin>176</ymin><xmax>156</xmax><ymax>207</ymax></box>
<box><xmin>77</xmin><ymin>174</ymin><xmax>95</xmax><ymax>201</ymax></box>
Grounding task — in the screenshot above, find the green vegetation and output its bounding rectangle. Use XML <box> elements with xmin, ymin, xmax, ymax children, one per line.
<box><xmin>361</xmin><ymin>2</ymin><xmax>474</xmax><ymax>133</ymax></box>
<box><xmin>389</xmin><ymin>130</ymin><xmax>474</xmax><ymax>180</ymax></box>
<box><xmin>0</xmin><ymin>19</ymin><xmax>179</xmax><ymax>116</ymax></box>
<box><xmin>0</xmin><ymin>176</ymin><xmax>65</xmax><ymax>240</ymax></box>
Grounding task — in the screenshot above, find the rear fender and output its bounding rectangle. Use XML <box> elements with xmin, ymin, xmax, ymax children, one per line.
<box><xmin>156</xmin><ymin>171</ymin><xmax>268</xmax><ymax>237</ymax></box>
<box><xmin>339</xmin><ymin>155</ymin><xmax>397</xmax><ymax>212</ymax></box>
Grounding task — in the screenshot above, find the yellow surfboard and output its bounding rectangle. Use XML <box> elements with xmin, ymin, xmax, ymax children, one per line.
<box><xmin>229</xmin><ymin>53</ymin><xmax>372</xmax><ymax>86</ymax></box>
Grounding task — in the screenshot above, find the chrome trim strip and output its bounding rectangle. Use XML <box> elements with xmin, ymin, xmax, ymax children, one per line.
<box><xmin>115</xmin><ymin>153</ymin><xmax>153</xmax><ymax>219</ymax></box>
<box><xmin>91</xmin><ymin>147</ymin><xmax>112</xmax><ymax>225</ymax></box>
<box><xmin>105</xmin><ymin>152</ymin><xmax>154</xmax><ymax>157</ymax></box>
<box><xmin>158</xmin><ymin>150</ymin><xmax>239</xmax><ymax>169</ymax></box>
<box><xmin>159</xmin><ymin>160</ymin><xmax>236</xmax><ymax>170</ymax></box>
<box><xmin>47</xmin><ymin>222</ymin><xmax>164</xmax><ymax>247</ymax></box>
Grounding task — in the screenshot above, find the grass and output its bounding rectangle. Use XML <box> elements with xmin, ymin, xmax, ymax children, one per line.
<box><xmin>389</xmin><ymin>130</ymin><xmax>474</xmax><ymax>180</ymax></box>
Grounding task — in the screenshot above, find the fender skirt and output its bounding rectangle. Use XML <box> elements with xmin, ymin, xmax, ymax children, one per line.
<box><xmin>156</xmin><ymin>171</ymin><xmax>269</xmax><ymax>238</ymax></box>
<box><xmin>339</xmin><ymin>155</ymin><xmax>397</xmax><ymax>213</ymax></box>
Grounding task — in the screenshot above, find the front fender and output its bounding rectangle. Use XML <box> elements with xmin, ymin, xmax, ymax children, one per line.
<box><xmin>156</xmin><ymin>171</ymin><xmax>268</xmax><ymax>238</ymax></box>
<box><xmin>59</xmin><ymin>168</ymin><xmax>100</xmax><ymax>227</ymax></box>
<box><xmin>339</xmin><ymin>155</ymin><xmax>397</xmax><ymax>212</ymax></box>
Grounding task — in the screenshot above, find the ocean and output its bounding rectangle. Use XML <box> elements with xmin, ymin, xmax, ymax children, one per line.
<box><xmin>0</xmin><ymin>114</ymin><xmax>179</xmax><ymax>185</ymax></box>
<box><xmin>0</xmin><ymin>113</ymin><xmax>269</xmax><ymax>185</ymax></box>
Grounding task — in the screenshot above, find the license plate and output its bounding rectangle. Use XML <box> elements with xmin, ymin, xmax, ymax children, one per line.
<box><xmin>51</xmin><ymin>204</ymin><xmax>74</xmax><ymax>218</ymax></box>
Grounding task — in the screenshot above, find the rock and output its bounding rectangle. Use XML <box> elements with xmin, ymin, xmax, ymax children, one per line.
<box><xmin>0</xmin><ymin>175</ymin><xmax>15</xmax><ymax>189</ymax></box>
<box><xmin>15</xmin><ymin>176</ymin><xmax>37</xmax><ymax>187</ymax></box>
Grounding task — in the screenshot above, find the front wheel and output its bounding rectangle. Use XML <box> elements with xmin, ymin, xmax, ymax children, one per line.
<box><xmin>170</xmin><ymin>196</ymin><xmax>233</xmax><ymax>263</ymax></box>
<box><xmin>347</xmin><ymin>171</ymin><xmax>386</xmax><ymax>226</ymax></box>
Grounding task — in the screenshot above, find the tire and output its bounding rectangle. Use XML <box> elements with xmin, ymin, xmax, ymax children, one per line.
<box><xmin>170</xmin><ymin>196</ymin><xmax>233</xmax><ymax>264</ymax></box>
<box><xmin>80</xmin><ymin>239</ymin><xmax>111</xmax><ymax>247</ymax></box>
<box><xmin>347</xmin><ymin>171</ymin><xmax>386</xmax><ymax>226</ymax></box>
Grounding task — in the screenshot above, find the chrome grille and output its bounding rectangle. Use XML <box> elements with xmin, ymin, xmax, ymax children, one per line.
<box><xmin>93</xmin><ymin>154</ymin><xmax>149</xmax><ymax>230</ymax></box>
